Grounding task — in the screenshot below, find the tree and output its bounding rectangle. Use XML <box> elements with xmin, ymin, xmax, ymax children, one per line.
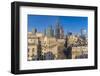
<box><xmin>63</xmin><ymin>36</ymin><xmax>72</xmax><ymax>59</ymax></box>
<box><xmin>64</xmin><ymin>36</ymin><xmax>68</xmax><ymax>48</ymax></box>
<box><xmin>37</xmin><ymin>37</ymin><xmax>42</xmax><ymax>60</ymax></box>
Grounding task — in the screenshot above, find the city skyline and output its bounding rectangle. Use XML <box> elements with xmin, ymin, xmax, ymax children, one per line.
<box><xmin>28</xmin><ymin>15</ymin><xmax>88</xmax><ymax>35</ymax></box>
<box><xmin>27</xmin><ymin>15</ymin><xmax>88</xmax><ymax>60</ymax></box>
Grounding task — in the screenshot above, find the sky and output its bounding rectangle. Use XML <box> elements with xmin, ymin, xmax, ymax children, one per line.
<box><xmin>28</xmin><ymin>15</ymin><xmax>88</xmax><ymax>35</ymax></box>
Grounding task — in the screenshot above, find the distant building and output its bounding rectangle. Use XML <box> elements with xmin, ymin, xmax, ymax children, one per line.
<box><xmin>66</xmin><ymin>34</ymin><xmax>78</xmax><ymax>46</ymax></box>
<box><xmin>72</xmin><ymin>46</ymin><xmax>88</xmax><ymax>59</ymax></box>
<box><xmin>28</xmin><ymin>35</ymin><xmax>39</xmax><ymax>61</ymax></box>
<box><xmin>55</xmin><ymin>23</ymin><xmax>60</xmax><ymax>38</ymax></box>
<box><xmin>46</xmin><ymin>26</ymin><xmax>54</xmax><ymax>37</ymax></box>
<box><xmin>59</xmin><ymin>26</ymin><xmax>64</xmax><ymax>39</ymax></box>
<box><xmin>27</xmin><ymin>32</ymin><xmax>43</xmax><ymax>61</ymax></box>
<box><xmin>36</xmin><ymin>32</ymin><xmax>44</xmax><ymax>37</ymax></box>
<box><xmin>32</xmin><ymin>28</ymin><xmax>37</xmax><ymax>35</ymax></box>
<box><xmin>55</xmin><ymin>18</ymin><xmax>64</xmax><ymax>39</ymax></box>
<box><xmin>80</xmin><ymin>28</ymin><xmax>87</xmax><ymax>40</ymax></box>
<box><xmin>67</xmin><ymin>32</ymin><xmax>72</xmax><ymax>36</ymax></box>
<box><xmin>81</xmin><ymin>28</ymin><xmax>87</xmax><ymax>36</ymax></box>
<box><xmin>43</xmin><ymin>29</ymin><xmax>46</xmax><ymax>36</ymax></box>
<box><xmin>51</xmin><ymin>28</ymin><xmax>54</xmax><ymax>37</ymax></box>
<box><xmin>42</xmin><ymin>36</ymin><xmax>58</xmax><ymax>59</ymax></box>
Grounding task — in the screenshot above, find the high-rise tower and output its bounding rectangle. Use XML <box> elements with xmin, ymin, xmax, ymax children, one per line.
<box><xmin>80</xmin><ymin>28</ymin><xmax>87</xmax><ymax>40</ymax></box>
<box><xmin>55</xmin><ymin>18</ymin><xmax>64</xmax><ymax>39</ymax></box>
<box><xmin>55</xmin><ymin>18</ymin><xmax>60</xmax><ymax>39</ymax></box>
<box><xmin>32</xmin><ymin>28</ymin><xmax>37</xmax><ymax>35</ymax></box>
<box><xmin>46</xmin><ymin>26</ymin><xmax>54</xmax><ymax>37</ymax></box>
<box><xmin>60</xmin><ymin>26</ymin><xmax>64</xmax><ymax>39</ymax></box>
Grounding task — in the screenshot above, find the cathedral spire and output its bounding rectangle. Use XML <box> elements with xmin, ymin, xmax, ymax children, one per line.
<box><xmin>55</xmin><ymin>17</ymin><xmax>64</xmax><ymax>39</ymax></box>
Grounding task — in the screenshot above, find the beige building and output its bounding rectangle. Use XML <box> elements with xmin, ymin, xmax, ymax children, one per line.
<box><xmin>28</xmin><ymin>32</ymin><xmax>44</xmax><ymax>60</ymax></box>
<box><xmin>28</xmin><ymin>31</ymin><xmax>67</xmax><ymax>60</ymax></box>
<box><xmin>42</xmin><ymin>36</ymin><xmax>66</xmax><ymax>59</ymax></box>
<box><xmin>72</xmin><ymin>46</ymin><xmax>88</xmax><ymax>59</ymax></box>
<box><xmin>28</xmin><ymin>36</ymin><xmax>39</xmax><ymax>60</ymax></box>
<box><xmin>66</xmin><ymin>35</ymin><xmax>88</xmax><ymax>59</ymax></box>
<box><xmin>67</xmin><ymin>35</ymin><xmax>78</xmax><ymax>46</ymax></box>
<box><xmin>28</xmin><ymin>31</ymin><xmax>88</xmax><ymax>60</ymax></box>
